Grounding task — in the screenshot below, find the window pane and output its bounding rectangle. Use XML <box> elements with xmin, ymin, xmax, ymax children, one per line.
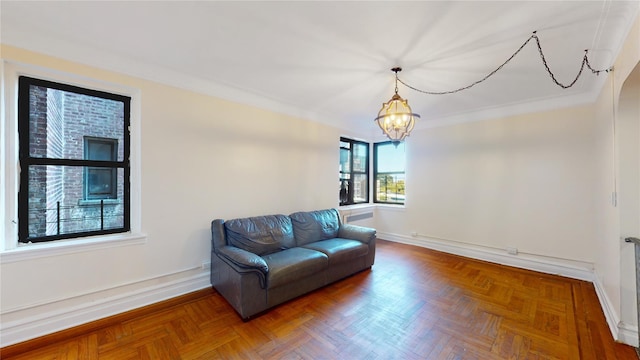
<box><xmin>28</xmin><ymin>86</ymin><xmax>125</xmax><ymax>161</ymax></box>
<box><xmin>340</xmin><ymin>148</ymin><xmax>351</xmax><ymax>173</ymax></box>
<box><xmin>353</xmin><ymin>174</ymin><xmax>368</xmax><ymax>203</ymax></box>
<box><xmin>352</xmin><ymin>143</ymin><xmax>367</xmax><ymax>172</ymax></box>
<box><xmin>339</xmin><ymin>137</ymin><xmax>369</xmax><ymax>205</ymax></box>
<box><xmin>339</xmin><ymin>179</ymin><xmax>349</xmax><ymax>205</ymax></box>
<box><xmin>26</xmin><ymin>165</ymin><xmax>125</xmax><ymax>239</ymax></box>
<box><xmin>375</xmin><ymin>173</ymin><xmax>405</xmax><ymax>204</ymax></box>
<box><xmin>377</xmin><ymin>142</ymin><xmax>405</xmax><ymax>173</ymax></box>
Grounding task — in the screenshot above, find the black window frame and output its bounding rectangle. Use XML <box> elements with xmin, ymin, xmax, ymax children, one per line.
<box><xmin>374</xmin><ymin>141</ymin><xmax>406</xmax><ymax>205</ymax></box>
<box><xmin>17</xmin><ymin>76</ymin><xmax>131</xmax><ymax>243</ymax></box>
<box><xmin>339</xmin><ymin>137</ymin><xmax>369</xmax><ymax>206</ymax></box>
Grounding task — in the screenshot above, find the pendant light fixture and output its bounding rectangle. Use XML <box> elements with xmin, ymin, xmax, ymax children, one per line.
<box><xmin>374</xmin><ymin>67</ymin><xmax>420</xmax><ymax>145</ymax></box>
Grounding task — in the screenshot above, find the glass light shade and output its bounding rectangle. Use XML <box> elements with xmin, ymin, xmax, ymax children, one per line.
<box><xmin>375</xmin><ymin>93</ymin><xmax>419</xmax><ymax>144</ymax></box>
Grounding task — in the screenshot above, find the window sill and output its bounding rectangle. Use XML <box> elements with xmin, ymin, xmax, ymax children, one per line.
<box><xmin>339</xmin><ymin>203</ymin><xmax>406</xmax><ymax>211</ymax></box>
<box><xmin>338</xmin><ymin>203</ymin><xmax>376</xmax><ymax>211</ymax></box>
<box><xmin>374</xmin><ymin>203</ymin><xmax>406</xmax><ymax>211</ymax></box>
<box><xmin>0</xmin><ymin>232</ymin><xmax>147</xmax><ymax>264</ymax></box>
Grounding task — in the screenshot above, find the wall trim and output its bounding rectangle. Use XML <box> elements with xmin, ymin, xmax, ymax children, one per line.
<box><xmin>0</xmin><ymin>267</ymin><xmax>211</xmax><ymax>347</ymax></box>
<box><xmin>592</xmin><ymin>273</ymin><xmax>638</xmax><ymax>346</ymax></box>
<box><xmin>379</xmin><ymin>232</ymin><xmax>595</xmax><ymax>280</ymax></box>
<box><xmin>617</xmin><ymin>321</ymin><xmax>640</xmax><ymax>348</ymax></box>
<box><xmin>0</xmin><ymin>233</ymin><xmax>147</xmax><ymax>264</ymax></box>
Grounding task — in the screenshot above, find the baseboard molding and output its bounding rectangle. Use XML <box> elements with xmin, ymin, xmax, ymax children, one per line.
<box><xmin>379</xmin><ymin>232</ymin><xmax>640</xmax><ymax>347</ymax></box>
<box><xmin>591</xmin><ymin>273</ymin><xmax>637</xmax><ymax>346</ymax></box>
<box><xmin>0</xmin><ymin>267</ymin><xmax>211</xmax><ymax>347</ymax></box>
<box><xmin>379</xmin><ymin>232</ymin><xmax>595</xmax><ymax>280</ymax></box>
<box><xmin>617</xmin><ymin>318</ymin><xmax>640</xmax><ymax>348</ymax></box>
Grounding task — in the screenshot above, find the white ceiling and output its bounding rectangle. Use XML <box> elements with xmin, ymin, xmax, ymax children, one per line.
<box><xmin>2</xmin><ymin>1</ymin><xmax>638</xmax><ymax>137</ymax></box>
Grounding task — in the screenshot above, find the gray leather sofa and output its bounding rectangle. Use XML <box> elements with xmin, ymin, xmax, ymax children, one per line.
<box><xmin>210</xmin><ymin>208</ymin><xmax>376</xmax><ymax>320</ymax></box>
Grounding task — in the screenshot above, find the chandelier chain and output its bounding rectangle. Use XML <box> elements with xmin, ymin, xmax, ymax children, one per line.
<box><xmin>397</xmin><ymin>31</ymin><xmax>612</xmax><ymax>95</ymax></box>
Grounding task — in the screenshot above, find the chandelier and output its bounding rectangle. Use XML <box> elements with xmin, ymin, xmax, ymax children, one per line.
<box><xmin>374</xmin><ymin>67</ymin><xmax>420</xmax><ymax>145</ymax></box>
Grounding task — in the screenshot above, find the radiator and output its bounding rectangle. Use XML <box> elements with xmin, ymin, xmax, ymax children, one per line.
<box><xmin>345</xmin><ymin>211</ymin><xmax>374</xmax><ymax>223</ymax></box>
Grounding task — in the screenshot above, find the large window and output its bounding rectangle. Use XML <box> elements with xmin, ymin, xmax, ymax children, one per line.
<box><xmin>339</xmin><ymin>137</ymin><xmax>369</xmax><ymax>205</ymax></box>
<box><xmin>18</xmin><ymin>76</ymin><xmax>131</xmax><ymax>243</ymax></box>
<box><xmin>374</xmin><ymin>141</ymin><xmax>406</xmax><ymax>205</ymax></box>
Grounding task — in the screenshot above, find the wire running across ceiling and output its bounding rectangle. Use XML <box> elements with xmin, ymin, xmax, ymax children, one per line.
<box><xmin>397</xmin><ymin>31</ymin><xmax>614</xmax><ymax>96</ymax></box>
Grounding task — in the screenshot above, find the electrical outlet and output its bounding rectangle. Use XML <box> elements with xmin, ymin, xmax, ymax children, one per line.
<box><xmin>201</xmin><ymin>261</ymin><xmax>211</xmax><ymax>270</ymax></box>
<box><xmin>506</xmin><ymin>247</ymin><xmax>518</xmax><ymax>255</ymax></box>
<box><xmin>411</xmin><ymin>232</ymin><xmax>418</xmax><ymax>237</ymax></box>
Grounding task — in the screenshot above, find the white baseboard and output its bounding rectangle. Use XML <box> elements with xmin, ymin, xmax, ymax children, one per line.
<box><xmin>617</xmin><ymin>321</ymin><xmax>640</xmax><ymax>348</ymax></box>
<box><xmin>379</xmin><ymin>232</ymin><xmax>595</xmax><ymax>280</ymax></box>
<box><xmin>378</xmin><ymin>232</ymin><xmax>639</xmax><ymax>348</ymax></box>
<box><xmin>594</xmin><ymin>278</ymin><xmax>640</xmax><ymax>347</ymax></box>
<box><xmin>0</xmin><ymin>267</ymin><xmax>211</xmax><ymax>347</ymax></box>
<box><xmin>591</xmin><ymin>274</ymin><xmax>637</xmax><ymax>346</ymax></box>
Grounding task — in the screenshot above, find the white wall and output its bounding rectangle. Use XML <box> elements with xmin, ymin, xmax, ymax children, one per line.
<box><xmin>0</xmin><ymin>45</ymin><xmax>341</xmax><ymax>346</ymax></box>
<box><xmin>377</xmin><ymin>105</ymin><xmax>598</xmax><ymax>263</ymax></box>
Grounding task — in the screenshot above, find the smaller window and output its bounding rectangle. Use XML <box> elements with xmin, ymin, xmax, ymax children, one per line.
<box><xmin>339</xmin><ymin>137</ymin><xmax>369</xmax><ymax>205</ymax></box>
<box><xmin>84</xmin><ymin>137</ymin><xmax>118</xmax><ymax>200</ymax></box>
<box><xmin>374</xmin><ymin>141</ymin><xmax>406</xmax><ymax>205</ymax></box>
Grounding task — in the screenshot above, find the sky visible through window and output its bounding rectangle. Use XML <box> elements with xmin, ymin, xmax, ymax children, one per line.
<box><xmin>377</xmin><ymin>142</ymin><xmax>405</xmax><ymax>172</ymax></box>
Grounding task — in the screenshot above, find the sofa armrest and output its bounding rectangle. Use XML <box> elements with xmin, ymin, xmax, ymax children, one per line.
<box><xmin>215</xmin><ymin>246</ymin><xmax>269</xmax><ymax>288</ymax></box>
<box><xmin>338</xmin><ymin>224</ymin><xmax>376</xmax><ymax>244</ymax></box>
<box><xmin>217</xmin><ymin>246</ymin><xmax>268</xmax><ymax>273</ymax></box>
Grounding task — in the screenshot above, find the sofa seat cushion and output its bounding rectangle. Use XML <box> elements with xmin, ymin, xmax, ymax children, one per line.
<box><xmin>263</xmin><ymin>247</ymin><xmax>328</xmax><ymax>288</ymax></box>
<box><xmin>301</xmin><ymin>238</ymin><xmax>369</xmax><ymax>265</ymax></box>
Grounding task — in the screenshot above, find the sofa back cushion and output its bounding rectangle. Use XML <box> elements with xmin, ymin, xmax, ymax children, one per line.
<box><xmin>225</xmin><ymin>215</ymin><xmax>295</xmax><ymax>256</ymax></box>
<box><xmin>290</xmin><ymin>209</ymin><xmax>340</xmax><ymax>246</ymax></box>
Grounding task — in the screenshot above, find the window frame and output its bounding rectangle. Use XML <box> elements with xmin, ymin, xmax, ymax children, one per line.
<box><xmin>339</xmin><ymin>137</ymin><xmax>370</xmax><ymax>206</ymax></box>
<box><xmin>17</xmin><ymin>76</ymin><xmax>131</xmax><ymax>243</ymax></box>
<box><xmin>373</xmin><ymin>141</ymin><xmax>406</xmax><ymax>205</ymax></box>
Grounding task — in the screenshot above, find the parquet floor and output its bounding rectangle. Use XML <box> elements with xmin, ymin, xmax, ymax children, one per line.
<box><xmin>2</xmin><ymin>240</ymin><xmax>638</xmax><ymax>359</ymax></box>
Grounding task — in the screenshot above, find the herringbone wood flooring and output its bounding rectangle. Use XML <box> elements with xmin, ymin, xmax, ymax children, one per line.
<box><xmin>2</xmin><ymin>240</ymin><xmax>637</xmax><ymax>359</ymax></box>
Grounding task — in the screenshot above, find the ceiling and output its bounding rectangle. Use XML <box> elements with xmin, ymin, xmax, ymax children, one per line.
<box><xmin>2</xmin><ymin>1</ymin><xmax>638</xmax><ymax>137</ymax></box>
